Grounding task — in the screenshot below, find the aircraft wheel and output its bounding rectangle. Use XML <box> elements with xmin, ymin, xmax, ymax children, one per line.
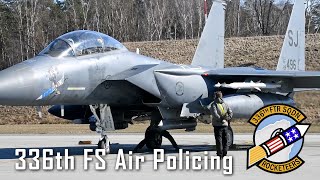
<box><xmin>145</xmin><ymin>128</ymin><xmax>162</xmax><ymax>150</ymax></box>
<box><xmin>98</xmin><ymin>138</ymin><xmax>110</xmax><ymax>154</ymax></box>
<box><xmin>226</xmin><ymin>126</ymin><xmax>234</xmax><ymax>148</ymax></box>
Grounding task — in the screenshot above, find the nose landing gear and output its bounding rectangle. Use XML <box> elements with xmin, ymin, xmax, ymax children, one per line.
<box><xmin>90</xmin><ymin>104</ymin><xmax>115</xmax><ymax>153</ymax></box>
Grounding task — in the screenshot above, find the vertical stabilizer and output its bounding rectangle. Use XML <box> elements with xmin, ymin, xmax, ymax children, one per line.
<box><xmin>277</xmin><ymin>0</ymin><xmax>305</xmax><ymax>71</ymax></box>
<box><xmin>192</xmin><ymin>0</ymin><xmax>226</xmax><ymax>68</ymax></box>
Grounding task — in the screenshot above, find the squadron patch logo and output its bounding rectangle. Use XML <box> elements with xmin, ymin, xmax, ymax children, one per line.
<box><xmin>247</xmin><ymin>104</ymin><xmax>310</xmax><ymax>174</ymax></box>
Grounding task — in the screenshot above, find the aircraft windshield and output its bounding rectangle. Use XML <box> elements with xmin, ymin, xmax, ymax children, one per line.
<box><xmin>39</xmin><ymin>30</ymin><xmax>127</xmax><ymax>57</ymax></box>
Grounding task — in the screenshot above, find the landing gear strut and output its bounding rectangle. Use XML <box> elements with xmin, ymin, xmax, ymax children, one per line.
<box><xmin>134</xmin><ymin>111</ymin><xmax>179</xmax><ymax>152</ymax></box>
<box><xmin>90</xmin><ymin>104</ymin><xmax>115</xmax><ymax>153</ymax></box>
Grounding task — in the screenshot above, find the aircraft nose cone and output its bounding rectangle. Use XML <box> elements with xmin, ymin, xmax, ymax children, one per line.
<box><xmin>0</xmin><ymin>64</ymin><xmax>38</xmax><ymax>105</ymax></box>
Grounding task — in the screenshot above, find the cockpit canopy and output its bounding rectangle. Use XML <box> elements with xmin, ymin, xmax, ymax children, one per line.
<box><xmin>39</xmin><ymin>30</ymin><xmax>127</xmax><ymax>57</ymax></box>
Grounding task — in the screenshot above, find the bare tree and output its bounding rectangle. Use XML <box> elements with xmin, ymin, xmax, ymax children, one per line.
<box><xmin>253</xmin><ymin>0</ymin><xmax>275</xmax><ymax>35</ymax></box>
<box><xmin>154</xmin><ymin>0</ymin><xmax>167</xmax><ymax>40</ymax></box>
<box><xmin>15</xmin><ymin>1</ymin><xmax>24</xmax><ymax>61</ymax></box>
<box><xmin>225</xmin><ymin>0</ymin><xmax>241</xmax><ymax>37</ymax></box>
<box><xmin>306</xmin><ymin>0</ymin><xmax>320</xmax><ymax>33</ymax></box>
<box><xmin>196</xmin><ymin>0</ymin><xmax>204</xmax><ymax>38</ymax></box>
<box><xmin>69</xmin><ymin>0</ymin><xmax>79</xmax><ymax>29</ymax></box>
<box><xmin>144</xmin><ymin>0</ymin><xmax>157</xmax><ymax>41</ymax></box>
<box><xmin>174</xmin><ymin>0</ymin><xmax>192</xmax><ymax>39</ymax></box>
<box><xmin>93</xmin><ymin>0</ymin><xmax>101</xmax><ymax>32</ymax></box>
<box><xmin>29</xmin><ymin>0</ymin><xmax>39</xmax><ymax>56</ymax></box>
<box><xmin>80</xmin><ymin>0</ymin><xmax>91</xmax><ymax>30</ymax></box>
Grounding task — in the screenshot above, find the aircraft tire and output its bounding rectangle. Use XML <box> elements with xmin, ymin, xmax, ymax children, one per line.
<box><xmin>145</xmin><ymin>128</ymin><xmax>162</xmax><ymax>150</ymax></box>
<box><xmin>98</xmin><ymin>138</ymin><xmax>110</xmax><ymax>153</ymax></box>
<box><xmin>226</xmin><ymin>126</ymin><xmax>234</xmax><ymax>148</ymax></box>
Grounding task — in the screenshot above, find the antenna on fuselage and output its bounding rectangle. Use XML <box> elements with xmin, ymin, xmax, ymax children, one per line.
<box><xmin>136</xmin><ymin>48</ymin><xmax>140</xmax><ymax>55</ymax></box>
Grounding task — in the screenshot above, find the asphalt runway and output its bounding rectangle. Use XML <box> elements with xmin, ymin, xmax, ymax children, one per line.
<box><xmin>0</xmin><ymin>134</ymin><xmax>319</xmax><ymax>180</ymax></box>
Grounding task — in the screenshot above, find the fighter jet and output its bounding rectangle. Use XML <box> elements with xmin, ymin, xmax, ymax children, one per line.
<box><xmin>0</xmin><ymin>0</ymin><xmax>317</xmax><ymax>152</ymax></box>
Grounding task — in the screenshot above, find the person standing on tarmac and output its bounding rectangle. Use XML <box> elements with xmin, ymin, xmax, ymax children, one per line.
<box><xmin>209</xmin><ymin>91</ymin><xmax>233</xmax><ymax>158</ymax></box>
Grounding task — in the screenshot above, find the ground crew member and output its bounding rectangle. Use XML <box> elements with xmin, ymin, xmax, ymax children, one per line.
<box><xmin>209</xmin><ymin>91</ymin><xmax>233</xmax><ymax>158</ymax></box>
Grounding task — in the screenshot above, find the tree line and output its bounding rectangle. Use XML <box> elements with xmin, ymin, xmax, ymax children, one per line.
<box><xmin>0</xmin><ymin>0</ymin><xmax>319</xmax><ymax>69</ymax></box>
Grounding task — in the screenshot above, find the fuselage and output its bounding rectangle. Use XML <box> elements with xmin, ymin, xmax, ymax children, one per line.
<box><xmin>0</xmin><ymin>49</ymin><xmax>295</xmax><ymax>120</ymax></box>
<box><xmin>0</xmin><ymin>30</ymin><xmax>295</xmax><ymax>120</ymax></box>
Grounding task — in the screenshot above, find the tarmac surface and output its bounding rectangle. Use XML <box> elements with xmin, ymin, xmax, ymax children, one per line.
<box><xmin>0</xmin><ymin>133</ymin><xmax>319</xmax><ymax>180</ymax></box>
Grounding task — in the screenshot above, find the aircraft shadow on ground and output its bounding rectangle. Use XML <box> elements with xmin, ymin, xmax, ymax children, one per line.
<box><xmin>0</xmin><ymin>143</ymin><xmax>252</xmax><ymax>160</ymax></box>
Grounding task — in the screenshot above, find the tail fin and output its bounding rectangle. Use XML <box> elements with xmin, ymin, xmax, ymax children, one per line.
<box><xmin>191</xmin><ymin>0</ymin><xmax>226</xmax><ymax>68</ymax></box>
<box><xmin>276</xmin><ymin>0</ymin><xmax>305</xmax><ymax>71</ymax></box>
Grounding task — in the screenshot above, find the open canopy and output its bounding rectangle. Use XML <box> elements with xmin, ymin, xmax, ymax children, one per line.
<box><xmin>39</xmin><ymin>30</ymin><xmax>127</xmax><ymax>57</ymax></box>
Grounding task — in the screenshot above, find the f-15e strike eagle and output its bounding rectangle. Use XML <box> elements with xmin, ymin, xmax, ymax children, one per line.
<box><xmin>0</xmin><ymin>0</ymin><xmax>317</xmax><ymax>152</ymax></box>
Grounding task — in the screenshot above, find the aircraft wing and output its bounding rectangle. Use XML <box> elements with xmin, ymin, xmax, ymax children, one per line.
<box><xmin>202</xmin><ymin>68</ymin><xmax>320</xmax><ymax>89</ymax></box>
<box><xmin>109</xmin><ymin>65</ymin><xmax>320</xmax><ymax>95</ymax></box>
<box><xmin>155</xmin><ymin>67</ymin><xmax>320</xmax><ymax>89</ymax></box>
<box><xmin>294</xmin><ymin>88</ymin><xmax>320</xmax><ymax>92</ymax></box>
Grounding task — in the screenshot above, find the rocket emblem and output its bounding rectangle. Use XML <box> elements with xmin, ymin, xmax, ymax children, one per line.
<box><xmin>247</xmin><ymin>104</ymin><xmax>310</xmax><ymax>174</ymax></box>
